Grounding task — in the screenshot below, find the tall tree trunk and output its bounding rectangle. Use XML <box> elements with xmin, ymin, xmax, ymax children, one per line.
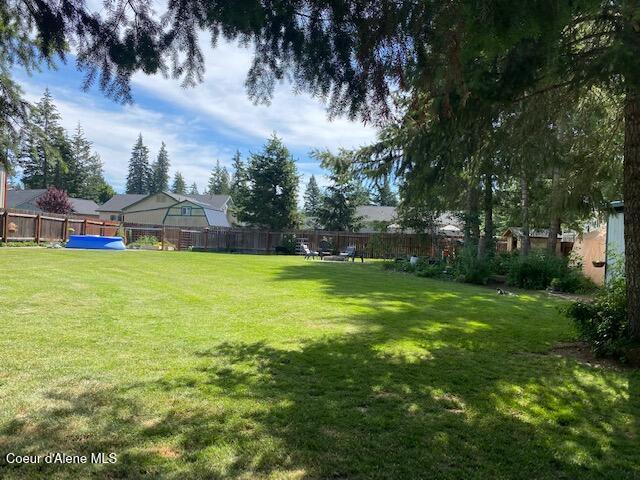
<box><xmin>547</xmin><ymin>167</ymin><xmax>562</xmax><ymax>255</ymax></box>
<box><xmin>624</xmin><ymin>90</ymin><xmax>640</xmax><ymax>340</ymax></box>
<box><xmin>547</xmin><ymin>216</ymin><xmax>561</xmax><ymax>255</ymax></box>
<box><xmin>478</xmin><ymin>171</ymin><xmax>494</xmax><ymax>258</ymax></box>
<box><xmin>464</xmin><ymin>184</ymin><xmax>480</xmax><ymax>253</ymax></box>
<box><xmin>520</xmin><ymin>171</ymin><xmax>531</xmax><ymax>256</ymax></box>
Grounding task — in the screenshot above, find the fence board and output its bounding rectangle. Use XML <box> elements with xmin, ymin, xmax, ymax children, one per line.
<box><xmin>0</xmin><ymin>209</ymin><xmax>119</xmax><ymax>244</ymax></box>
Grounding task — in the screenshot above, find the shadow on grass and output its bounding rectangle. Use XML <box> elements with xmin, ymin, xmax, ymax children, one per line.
<box><xmin>1</xmin><ymin>264</ymin><xmax>638</xmax><ymax>479</ymax></box>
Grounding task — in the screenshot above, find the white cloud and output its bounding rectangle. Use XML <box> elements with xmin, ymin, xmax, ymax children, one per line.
<box><xmin>16</xmin><ymin>37</ymin><xmax>378</xmax><ymax>196</ymax></box>
<box><xmin>130</xmin><ymin>38</ymin><xmax>377</xmax><ymax>151</ymax></box>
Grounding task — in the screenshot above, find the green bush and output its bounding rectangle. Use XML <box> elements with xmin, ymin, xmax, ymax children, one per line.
<box><xmin>383</xmin><ymin>258</ymin><xmax>416</xmax><ymax>273</ymax></box>
<box><xmin>415</xmin><ymin>260</ymin><xmax>446</xmax><ymax>278</ymax></box>
<box><xmin>506</xmin><ymin>251</ymin><xmax>594</xmax><ymax>293</ymax></box>
<box><xmin>129</xmin><ymin>235</ymin><xmax>158</xmax><ymax>247</ymax></box>
<box><xmin>0</xmin><ymin>241</ymin><xmax>41</xmax><ymax>248</ymax></box>
<box><xmin>277</xmin><ymin>234</ymin><xmax>297</xmax><ymax>254</ymax></box>
<box><xmin>490</xmin><ymin>251</ymin><xmax>518</xmax><ymax>275</ymax></box>
<box><xmin>453</xmin><ymin>248</ymin><xmax>491</xmax><ymax>285</ymax></box>
<box><xmin>564</xmin><ymin>275</ymin><xmax>628</xmax><ymax>358</ymax></box>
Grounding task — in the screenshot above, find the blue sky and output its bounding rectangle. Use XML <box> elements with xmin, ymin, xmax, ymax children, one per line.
<box><xmin>14</xmin><ymin>39</ymin><xmax>378</xmax><ymax>195</ymax></box>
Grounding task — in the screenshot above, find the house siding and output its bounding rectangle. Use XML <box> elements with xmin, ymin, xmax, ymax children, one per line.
<box><xmin>606</xmin><ymin>210</ymin><xmax>625</xmax><ymax>282</ymax></box>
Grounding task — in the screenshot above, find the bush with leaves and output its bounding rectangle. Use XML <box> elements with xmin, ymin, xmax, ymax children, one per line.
<box><xmin>277</xmin><ymin>234</ymin><xmax>298</xmax><ymax>254</ymax></box>
<box><xmin>506</xmin><ymin>251</ymin><xmax>595</xmax><ymax>293</ymax></box>
<box><xmin>565</xmin><ymin>273</ymin><xmax>628</xmax><ymax>358</ymax></box>
<box><xmin>453</xmin><ymin>248</ymin><xmax>492</xmax><ymax>285</ymax></box>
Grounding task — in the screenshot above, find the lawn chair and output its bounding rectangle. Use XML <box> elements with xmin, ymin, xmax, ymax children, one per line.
<box><xmin>301</xmin><ymin>243</ymin><xmax>319</xmax><ymax>260</ymax></box>
<box><xmin>339</xmin><ymin>245</ymin><xmax>357</xmax><ymax>262</ymax></box>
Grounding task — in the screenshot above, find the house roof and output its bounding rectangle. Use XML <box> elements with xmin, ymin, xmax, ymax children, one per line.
<box><xmin>69</xmin><ymin>198</ymin><xmax>100</xmax><ymax>216</ymax></box>
<box><xmin>356</xmin><ymin>205</ymin><xmax>397</xmax><ymax>223</ymax></box>
<box><xmin>203</xmin><ymin>208</ymin><xmax>231</xmax><ymax>227</ymax></box>
<box><xmin>356</xmin><ymin>206</ymin><xmax>463</xmax><ymax>229</ymax></box>
<box><xmin>8</xmin><ymin>189</ymin><xmax>99</xmax><ymax>216</ymax></box>
<box><xmin>119</xmin><ymin>192</ymin><xmax>233</xmax><ymax>212</ymax></box>
<box><xmin>502</xmin><ymin>227</ymin><xmax>562</xmax><ymax>239</ymax></box>
<box><xmin>188</xmin><ymin>194</ymin><xmax>231</xmax><ymax>210</ymax></box>
<box><xmin>165</xmin><ymin>199</ymin><xmax>231</xmax><ymax>227</ymax></box>
<box><xmin>7</xmin><ymin>189</ymin><xmax>47</xmax><ymax>208</ymax></box>
<box><xmin>97</xmin><ymin>194</ymin><xmax>146</xmax><ymax>212</ymax></box>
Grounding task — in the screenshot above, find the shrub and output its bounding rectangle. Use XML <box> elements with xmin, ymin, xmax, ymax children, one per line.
<box><xmin>383</xmin><ymin>258</ymin><xmax>416</xmax><ymax>273</ymax></box>
<box><xmin>453</xmin><ymin>248</ymin><xmax>491</xmax><ymax>285</ymax></box>
<box><xmin>36</xmin><ymin>187</ymin><xmax>73</xmax><ymax>214</ymax></box>
<box><xmin>565</xmin><ymin>275</ymin><xmax>628</xmax><ymax>358</ymax></box>
<box><xmin>277</xmin><ymin>234</ymin><xmax>297</xmax><ymax>254</ymax></box>
<box><xmin>415</xmin><ymin>260</ymin><xmax>446</xmax><ymax>278</ymax></box>
<box><xmin>0</xmin><ymin>241</ymin><xmax>41</xmax><ymax>247</ymax></box>
<box><xmin>491</xmin><ymin>251</ymin><xmax>518</xmax><ymax>275</ymax></box>
<box><xmin>506</xmin><ymin>251</ymin><xmax>593</xmax><ymax>293</ymax></box>
<box><xmin>128</xmin><ymin>235</ymin><xmax>159</xmax><ymax>248</ymax></box>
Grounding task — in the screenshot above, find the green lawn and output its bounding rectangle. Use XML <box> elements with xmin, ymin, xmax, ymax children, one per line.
<box><xmin>0</xmin><ymin>249</ymin><xmax>638</xmax><ymax>479</ymax></box>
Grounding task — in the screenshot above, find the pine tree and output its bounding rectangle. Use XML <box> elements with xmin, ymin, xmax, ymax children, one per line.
<box><xmin>314</xmin><ymin>149</ymin><xmax>366</xmax><ymax>232</ymax></box>
<box><xmin>126</xmin><ymin>134</ymin><xmax>151</xmax><ymax>194</ymax></box>
<box><xmin>171</xmin><ymin>171</ymin><xmax>186</xmax><ymax>194</ymax></box>
<box><xmin>66</xmin><ymin>124</ymin><xmax>107</xmax><ymax>201</ymax></box>
<box><xmin>241</xmin><ymin>135</ymin><xmax>299</xmax><ymax>229</ymax></box>
<box><xmin>303</xmin><ymin>175</ymin><xmax>322</xmax><ymax>228</ymax></box>
<box><xmin>229</xmin><ymin>151</ymin><xmax>249</xmax><ymax>219</ymax></box>
<box><xmin>189</xmin><ymin>182</ymin><xmax>199</xmax><ymax>195</ymax></box>
<box><xmin>207</xmin><ymin>160</ymin><xmax>230</xmax><ymax>194</ymax></box>
<box><xmin>374</xmin><ymin>177</ymin><xmax>398</xmax><ymax>206</ymax></box>
<box><xmin>97</xmin><ymin>181</ymin><xmax>116</xmax><ymax>203</ymax></box>
<box><xmin>150</xmin><ymin>142</ymin><xmax>170</xmax><ymax>193</ymax></box>
<box><xmin>20</xmin><ymin>89</ymin><xmax>66</xmax><ymax>189</ymax></box>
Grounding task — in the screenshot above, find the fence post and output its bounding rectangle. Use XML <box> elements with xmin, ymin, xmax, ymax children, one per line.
<box><xmin>204</xmin><ymin>228</ymin><xmax>209</xmax><ymax>251</ymax></box>
<box><xmin>161</xmin><ymin>226</ymin><xmax>165</xmax><ymax>251</ymax></box>
<box><xmin>83</xmin><ymin>219</ymin><xmax>88</xmax><ymax>235</ymax></box>
<box><xmin>2</xmin><ymin>211</ymin><xmax>7</xmax><ymax>243</ymax></box>
<box><xmin>63</xmin><ymin>217</ymin><xmax>69</xmax><ymax>242</ymax></box>
<box><xmin>35</xmin><ymin>214</ymin><xmax>41</xmax><ymax>243</ymax></box>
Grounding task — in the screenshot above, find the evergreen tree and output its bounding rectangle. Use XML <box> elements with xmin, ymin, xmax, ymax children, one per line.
<box><xmin>240</xmin><ymin>135</ymin><xmax>299</xmax><ymax>230</ymax></box>
<box><xmin>303</xmin><ymin>175</ymin><xmax>322</xmax><ymax>228</ymax></box>
<box><xmin>374</xmin><ymin>177</ymin><xmax>398</xmax><ymax>206</ymax></box>
<box><xmin>207</xmin><ymin>160</ymin><xmax>230</xmax><ymax>194</ymax></box>
<box><xmin>229</xmin><ymin>150</ymin><xmax>249</xmax><ymax>219</ymax></box>
<box><xmin>150</xmin><ymin>142</ymin><xmax>170</xmax><ymax>193</ymax></box>
<box><xmin>189</xmin><ymin>182</ymin><xmax>199</xmax><ymax>195</ymax></box>
<box><xmin>314</xmin><ymin>149</ymin><xmax>366</xmax><ymax>232</ymax></box>
<box><xmin>171</xmin><ymin>171</ymin><xmax>186</xmax><ymax>194</ymax></box>
<box><xmin>126</xmin><ymin>134</ymin><xmax>151</xmax><ymax>194</ymax></box>
<box><xmin>67</xmin><ymin>124</ymin><xmax>107</xmax><ymax>201</ymax></box>
<box><xmin>97</xmin><ymin>181</ymin><xmax>116</xmax><ymax>204</ymax></box>
<box><xmin>20</xmin><ymin>89</ymin><xmax>66</xmax><ymax>189</ymax></box>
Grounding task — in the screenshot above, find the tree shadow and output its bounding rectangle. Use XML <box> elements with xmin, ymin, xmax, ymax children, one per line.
<box><xmin>1</xmin><ymin>263</ymin><xmax>638</xmax><ymax>479</ymax></box>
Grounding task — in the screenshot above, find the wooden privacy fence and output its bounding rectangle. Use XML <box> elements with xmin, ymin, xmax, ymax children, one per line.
<box><xmin>0</xmin><ymin>209</ymin><xmax>119</xmax><ymax>243</ymax></box>
<box><xmin>128</xmin><ymin>226</ymin><xmax>458</xmax><ymax>259</ymax></box>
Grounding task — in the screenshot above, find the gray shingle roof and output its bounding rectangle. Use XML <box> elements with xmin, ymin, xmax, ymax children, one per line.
<box><xmin>97</xmin><ymin>194</ymin><xmax>146</xmax><ymax>212</ymax></box>
<box><xmin>356</xmin><ymin>205</ymin><xmax>397</xmax><ymax>223</ymax></box>
<box><xmin>188</xmin><ymin>194</ymin><xmax>231</xmax><ymax>210</ymax></box>
<box><xmin>7</xmin><ymin>189</ymin><xmax>46</xmax><ymax>208</ymax></box>
<box><xmin>69</xmin><ymin>198</ymin><xmax>100</xmax><ymax>216</ymax></box>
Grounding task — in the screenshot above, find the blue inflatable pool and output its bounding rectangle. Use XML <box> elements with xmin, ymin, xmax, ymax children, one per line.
<box><xmin>66</xmin><ymin>235</ymin><xmax>126</xmax><ymax>250</ymax></box>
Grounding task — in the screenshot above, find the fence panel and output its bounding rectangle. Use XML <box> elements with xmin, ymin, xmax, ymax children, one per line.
<box><xmin>1</xmin><ymin>209</ymin><xmax>119</xmax><ymax>244</ymax></box>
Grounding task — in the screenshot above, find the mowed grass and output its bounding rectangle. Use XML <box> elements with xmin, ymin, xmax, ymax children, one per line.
<box><xmin>0</xmin><ymin>249</ymin><xmax>638</xmax><ymax>480</ymax></box>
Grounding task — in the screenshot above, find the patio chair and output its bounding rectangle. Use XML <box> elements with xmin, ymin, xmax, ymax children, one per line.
<box><xmin>301</xmin><ymin>243</ymin><xmax>319</xmax><ymax>260</ymax></box>
<box><xmin>339</xmin><ymin>245</ymin><xmax>357</xmax><ymax>262</ymax></box>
